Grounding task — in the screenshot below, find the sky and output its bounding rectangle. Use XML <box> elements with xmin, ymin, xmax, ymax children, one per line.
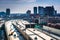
<box><xmin>0</xmin><ymin>0</ymin><xmax>60</xmax><ymax>13</ymax></box>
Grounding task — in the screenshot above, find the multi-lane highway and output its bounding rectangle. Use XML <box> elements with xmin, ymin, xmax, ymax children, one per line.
<box><xmin>26</xmin><ymin>28</ymin><xmax>57</xmax><ymax>40</ymax></box>
<box><xmin>4</xmin><ymin>20</ymin><xmax>60</xmax><ymax>40</ymax></box>
<box><xmin>5</xmin><ymin>21</ymin><xmax>25</xmax><ymax>40</ymax></box>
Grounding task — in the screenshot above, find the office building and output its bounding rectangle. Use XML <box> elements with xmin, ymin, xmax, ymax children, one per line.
<box><xmin>38</xmin><ymin>6</ymin><xmax>44</xmax><ymax>16</ymax></box>
<box><xmin>26</xmin><ymin>10</ymin><xmax>31</xmax><ymax>15</ymax></box>
<box><xmin>6</xmin><ymin>8</ymin><xmax>10</xmax><ymax>15</ymax></box>
<box><xmin>26</xmin><ymin>10</ymin><xmax>31</xmax><ymax>18</ymax></box>
<box><xmin>44</xmin><ymin>6</ymin><xmax>55</xmax><ymax>16</ymax></box>
<box><xmin>34</xmin><ymin>7</ymin><xmax>37</xmax><ymax>15</ymax></box>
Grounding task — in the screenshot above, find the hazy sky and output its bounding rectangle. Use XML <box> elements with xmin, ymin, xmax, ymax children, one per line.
<box><xmin>0</xmin><ymin>0</ymin><xmax>60</xmax><ymax>13</ymax></box>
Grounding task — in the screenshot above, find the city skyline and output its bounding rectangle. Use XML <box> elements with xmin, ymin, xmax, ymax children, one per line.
<box><xmin>0</xmin><ymin>0</ymin><xmax>60</xmax><ymax>13</ymax></box>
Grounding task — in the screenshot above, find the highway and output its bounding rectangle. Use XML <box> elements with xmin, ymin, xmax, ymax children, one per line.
<box><xmin>36</xmin><ymin>28</ymin><xmax>60</xmax><ymax>40</ymax></box>
<box><xmin>25</xmin><ymin>28</ymin><xmax>44</xmax><ymax>40</ymax></box>
<box><xmin>4</xmin><ymin>20</ymin><xmax>60</xmax><ymax>40</ymax></box>
<box><xmin>26</xmin><ymin>28</ymin><xmax>57</xmax><ymax>40</ymax></box>
<box><xmin>12</xmin><ymin>20</ymin><xmax>59</xmax><ymax>40</ymax></box>
<box><xmin>5</xmin><ymin>21</ymin><xmax>25</xmax><ymax>40</ymax></box>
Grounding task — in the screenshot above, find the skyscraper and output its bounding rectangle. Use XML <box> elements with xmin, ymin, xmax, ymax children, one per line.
<box><xmin>38</xmin><ymin>6</ymin><xmax>44</xmax><ymax>16</ymax></box>
<box><xmin>26</xmin><ymin>10</ymin><xmax>31</xmax><ymax>15</ymax></box>
<box><xmin>45</xmin><ymin>6</ymin><xmax>55</xmax><ymax>16</ymax></box>
<box><xmin>54</xmin><ymin>10</ymin><xmax>57</xmax><ymax>16</ymax></box>
<box><xmin>34</xmin><ymin>7</ymin><xmax>37</xmax><ymax>15</ymax></box>
<box><xmin>6</xmin><ymin>8</ymin><xmax>10</xmax><ymax>15</ymax></box>
<box><xmin>26</xmin><ymin>10</ymin><xmax>31</xmax><ymax>18</ymax></box>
